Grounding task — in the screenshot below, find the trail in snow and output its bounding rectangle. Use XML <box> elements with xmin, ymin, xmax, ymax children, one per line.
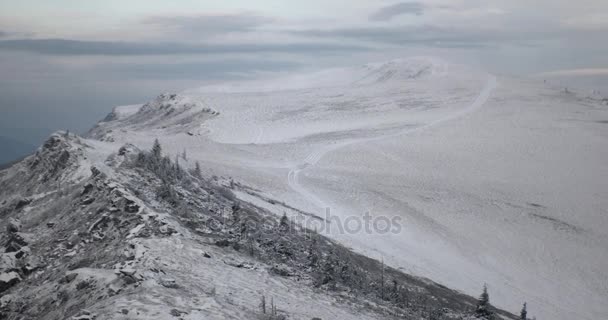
<box><xmin>287</xmin><ymin>75</ymin><xmax>498</xmax><ymax>211</ymax></box>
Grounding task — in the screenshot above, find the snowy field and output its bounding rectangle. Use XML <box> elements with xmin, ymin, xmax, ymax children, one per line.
<box><xmin>89</xmin><ymin>57</ymin><xmax>608</xmax><ymax>320</ymax></box>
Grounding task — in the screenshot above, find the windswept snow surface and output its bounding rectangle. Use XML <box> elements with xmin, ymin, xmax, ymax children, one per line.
<box><xmin>90</xmin><ymin>57</ymin><xmax>608</xmax><ymax>320</ymax></box>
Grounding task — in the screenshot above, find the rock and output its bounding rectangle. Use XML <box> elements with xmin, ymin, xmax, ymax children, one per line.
<box><xmin>223</xmin><ymin>258</ymin><xmax>255</xmax><ymax>269</ymax></box>
<box><xmin>81</xmin><ymin>197</ymin><xmax>95</xmax><ymax>205</ymax></box>
<box><xmin>88</xmin><ymin>215</ymin><xmax>109</xmax><ymax>233</ymax></box>
<box><xmin>160</xmin><ymin>278</ymin><xmax>179</xmax><ymax>289</ymax></box>
<box><xmin>203</xmin><ymin>252</ymin><xmax>211</xmax><ymax>258</ymax></box>
<box><xmin>159</xmin><ymin>225</ymin><xmax>176</xmax><ymax>235</ymax></box>
<box><xmin>170</xmin><ymin>309</ymin><xmax>188</xmax><ymax>317</ymax></box>
<box><xmin>0</xmin><ymin>272</ymin><xmax>21</xmax><ymax>293</ymax></box>
<box><xmin>270</xmin><ymin>265</ymin><xmax>292</xmax><ymax>277</ymax></box>
<box><xmin>22</xmin><ymin>255</ymin><xmax>43</xmax><ymax>274</ymax></box>
<box><xmin>121</xmin><ymin>309</ymin><xmax>129</xmax><ymax>315</ymax></box>
<box><xmin>215</xmin><ymin>239</ymin><xmax>231</xmax><ymax>247</ymax></box>
<box><xmin>82</xmin><ymin>183</ymin><xmax>95</xmax><ymax>195</ymax></box>
<box><xmin>107</xmin><ymin>283</ymin><xmax>122</xmax><ymax>296</ymax></box>
<box><xmin>15</xmin><ymin>246</ymin><xmax>30</xmax><ymax>259</ymax></box>
<box><xmin>5</xmin><ymin>233</ymin><xmax>28</xmax><ymax>252</ymax></box>
<box><xmin>124</xmin><ymin>200</ymin><xmax>139</xmax><ymax>213</ymax></box>
<box><xmin>76</xmin><ymin>280</ymin><xmax>91</xmax><ymax>290</ymax></box>
<box><xmin>119</xmin><ymin>268</ymin><xmax>136</xmax><ymax>276</ymax></box>
<box><xmin>0</xmin><ymin>253</ymin><xmax>17</xmax><ymax>272</ymax></box>
<box><xmin>90</xmin><ymin>166</ymin><xmax>102</xmax><ymax>177</ymax></box>
<box><xmin>66</xmin><ymin>234</ymin><xmax>80</xmax><ymax>249</ymax></box>
<box><xmin>122</xmin><ymin>275</ymin><xmax>137</xmax><ymax>285</ymax></box>
<box><xmin>0</xmin><ymin>293</ymin><xmax>14</xmax><ymax>309</ymax></box>
<box><xmin>6</xmin><ymin>218</ymin><xmax>21</xmax><ymax>233</ymax></box>
<box><xmin>122</xmin><ymin>249</ymin><xmax>135</xmax><ymax>261</ymax></box>
<box><xmin>14</xmin><ymin>199</ymin><xmax>31</xmax><ymax>211</ymax></box>
<box><xmin>60</xmin><ymin>273</ymin><xmax>78</xmax><ymax>283</ymax></box>
<box><xmin>72</xmin><ymin>313</ymin><xmax>97</xmax><ymax>320</ymax></box>
<box><xmin>47</xmin><ymin>221</ymin><xmax>56</xmax><ymax>228</ymax></box>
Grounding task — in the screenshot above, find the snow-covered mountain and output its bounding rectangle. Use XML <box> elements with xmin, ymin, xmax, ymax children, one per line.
<box><xmin>2</xmin><ymin>57</ymin><xmax>607</xmax><ymax>319</ymax></box>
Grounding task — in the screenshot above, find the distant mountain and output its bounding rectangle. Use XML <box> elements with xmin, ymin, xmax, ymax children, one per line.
<box><xmin>0</xmin><ymin>135</ymin><xmax>35</xmax><ymax>166</ymax></box>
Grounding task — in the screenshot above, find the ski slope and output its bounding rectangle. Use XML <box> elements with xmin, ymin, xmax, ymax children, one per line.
<box><xmin>88</xmin><ymin>57</ymin><xmax>608</xmax><ymax>320</ymax></box>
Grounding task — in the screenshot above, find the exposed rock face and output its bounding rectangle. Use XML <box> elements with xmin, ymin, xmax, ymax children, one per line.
<box><xmin>0</xmin><ymin>272</ymin><xmax>20</xmax><ymax>293</ymax></box>
<box><xmin>6</xmin><ymin>218</ymin><xmax>20</xmax><ymax>233</ymax></box>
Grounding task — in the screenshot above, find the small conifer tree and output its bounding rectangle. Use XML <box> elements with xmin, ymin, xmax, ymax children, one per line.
<box><xmin>475</xmin><ymin>284</ymin><xmax>494</xmax><ymax>319</ymax></box>
<box><xmin>152</xmin><ymin>139</ymin><xmax>162</xmax><ymax>159</ymax></box>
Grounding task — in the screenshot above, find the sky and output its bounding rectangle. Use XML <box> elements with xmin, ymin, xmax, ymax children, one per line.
<box><xmin>0</xmin><ymin>0</ymin><xmax>607</xmax><ymax>150</ymax></box>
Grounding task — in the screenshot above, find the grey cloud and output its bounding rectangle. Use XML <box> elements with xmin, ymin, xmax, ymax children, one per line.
<box><xmin>369</xmin><ymin>2</ymin><xmax>425</xmax><ymax>21</ymax></box>
<box><xmin>0</xmin><ymin>39</ymin><xmax>370</xmax><ymax>55</ymax></box>
<box><xmin>143</xmin><ymin>13</ymin><xmax>273</xmax><ymax>35</ymax></box>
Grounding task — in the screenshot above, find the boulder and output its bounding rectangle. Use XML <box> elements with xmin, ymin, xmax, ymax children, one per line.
<box><xmin>159</xmin><ymin>225</ymin><xmax>176</xmax><ymax>235</ymax></box>
<box><xmin>22</xmin><ymin>255</ymin><xmax>44</xmax><ymax>274</ymax></box>
<box><xmin>170</xmin><ymin>309</ymin><xmax>188</xmax><ymax>317</ymax></box>
<box><xmin>119</xmin><ymin>268</ymin><xmax>136</xmax><ymax>277</ymax></box>
<box><xmin>5</xmin><ymin>233</ymin><xmax>28</xmax><ymax>252</ymax></box>
<box><xmin>0</xmin><ymin>253</ymin><xmax>17</xmax><ymax>272</ymax></box>
<box><xmin>160</xmin><ymin>278</ymin><xmax>178</xmax><ymax>289</ymax></box>
<box><xmin>60</xmin><ymin>273</ymin><xmax>78</xmax><ymax>284</ymax></box>
<box><xmin>124</xmin><ymin>200</ymin><xmax>140</xmax><ymax>213</ymax></box>
<box><xmin>0</xmin><ymin>272</ymin><xmax>21</xmax><ymax>293</ymax></box>
<box><xmin>6</xmin><ymin>218</ymin><xmax>21</xmax><ymax>233</ymax></box>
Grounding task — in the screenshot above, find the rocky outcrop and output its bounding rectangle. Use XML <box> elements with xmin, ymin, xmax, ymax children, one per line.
<box><xmin>0</xmin><ymin>272</ymin><xmax>20</xmax><ymax>293</ymax></box>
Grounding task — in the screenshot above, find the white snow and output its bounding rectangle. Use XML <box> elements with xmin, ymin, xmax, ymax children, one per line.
<box><xmin>84</xmin><ymin>57</ymin><xmax>608</xmax><ymax>320</ymax></box>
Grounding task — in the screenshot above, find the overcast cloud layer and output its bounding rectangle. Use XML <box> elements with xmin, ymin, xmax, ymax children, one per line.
<box><xmin>0</xmin><ymin>0</ymin><xmax>607</xmax><ymax>155</ymax></box>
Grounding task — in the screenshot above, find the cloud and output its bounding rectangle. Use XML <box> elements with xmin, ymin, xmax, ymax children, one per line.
<box><xmin>369</xmin><ymin>2</ymin><xmax>425</xmax><ymax>21</ymax></box>
<box><xmin>0</xmin><ymin>31</ymin><xmax>6</xmax><ymax>38</ymax></box>
<box><xmin>0</xmin><ymin>38</ymin><xmax>370</xmax><ymax>56</ymax></box>
<box><xmin>142</xmin><ymin>13</ymin><xmax>274</xmax><ymax>36</ymax></box>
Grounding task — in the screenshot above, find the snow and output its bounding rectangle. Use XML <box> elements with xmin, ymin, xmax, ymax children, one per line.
<box><xmin>85</xmin><ymin>57</ymin><xmax>608</xmax><ymax>320</ymax></box>
<box><xmin>92</xmin><ymin>236</ymin><xmax>385</xmax><ymax>320</ymax></box>
<box><xmin>112</xmin><ymin>104</ymin><xmax>142</xmax><ymax>119</ymax></box>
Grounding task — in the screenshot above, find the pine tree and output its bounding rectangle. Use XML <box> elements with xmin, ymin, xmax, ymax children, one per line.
<box><xmin>279</xmin><ymin>212</ymin><xmax>289</xmax><ymax>231</ymax></box>
<box><xmin>380</xmin><ymin>256</ymin><xmax>385</xmax><ymax>300</ymax></box>
<box><xmin>520</xmin><ymin>302</ymin><xmax>527</xmax><ymax>320</ymax></box>
<box><xmin>475</xmin><ymin>284</ymin><xmax>494</xmax><ymax>319</ymax></box>
<box><xmin>152</xmin><ymin>139</ymin><xmax>162</xmax><ymax>159</ymax></box>
<box><xmin>260</xmin><ymin>295</ymin><xmax>266</xmax><ymax>314</ymax></box>
<box><xmin>193</xmin><ymin>161</ymin><xmax>202</xmax><ymax>179</ymax></box>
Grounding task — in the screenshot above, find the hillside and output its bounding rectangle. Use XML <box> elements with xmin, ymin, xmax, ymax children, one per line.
<box><xmin>0</xmin><ymin>132</ymin><xmax>517</xmax><ymax>319</ymax></box>
<box><xmin>2</xmin><ymin>57</ymin><xmax>607</xmax><ymax>319</ymax></box>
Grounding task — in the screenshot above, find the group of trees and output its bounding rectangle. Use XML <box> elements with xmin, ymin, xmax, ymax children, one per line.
<box><xmin>134</xmin><ymin>139</ymin><xmax>203</xmax><ymax>204</ymax></box>
<box><xmin>475</xmin><ymin>284</ymin><xmax>530</xmax><ymax>320</ymax></box>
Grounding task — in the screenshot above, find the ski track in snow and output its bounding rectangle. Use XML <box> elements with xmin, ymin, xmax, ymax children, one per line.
<box><xmin>287</xmin><ymin>74</ymin><xmax>498</xmax><ymax>211</ymax></box>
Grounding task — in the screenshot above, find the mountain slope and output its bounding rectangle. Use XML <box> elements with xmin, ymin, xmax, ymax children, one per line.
<box><xmin>0</xmin><ymin>132</ymin><xmax>517</xmax><ymax>320</ymax></box>
<box><xmin>3</xmin><ymin>57</ymin><xmax>607</xmax><ymax>319</ymax></box>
